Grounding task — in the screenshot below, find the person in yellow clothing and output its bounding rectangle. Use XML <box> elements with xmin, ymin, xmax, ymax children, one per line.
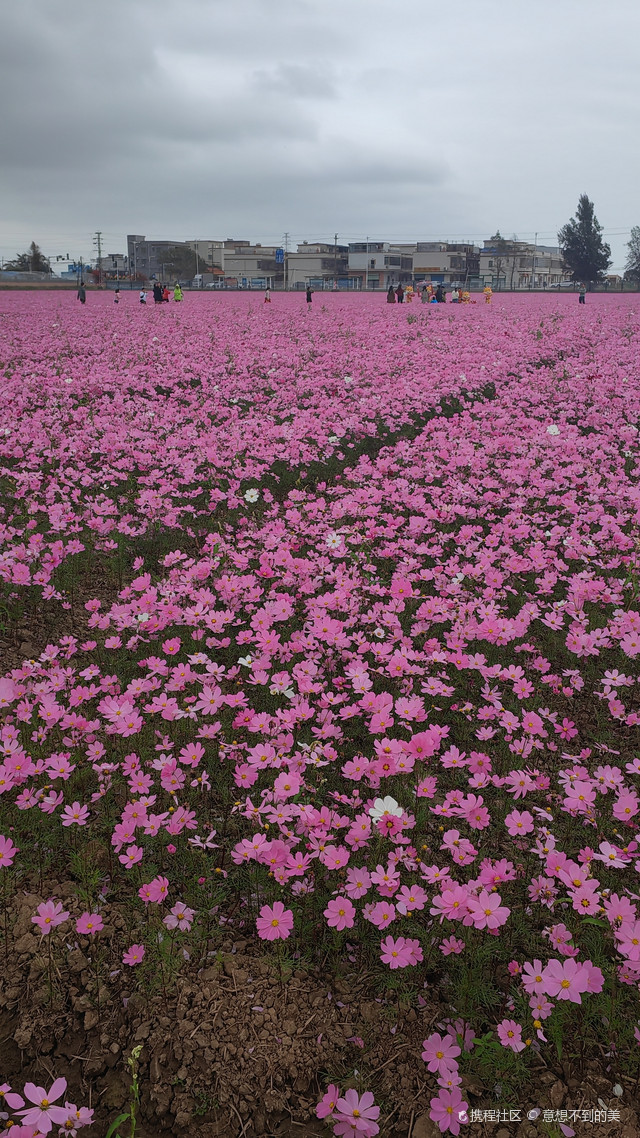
<box><xmin>462</xmin><ymin>290</ymin><xmax>470</xmax><ymax>304</ymax></box>
<box><xmin>173</xmin><ymin>284</ymin><xmax>183</xmax><ymax>302</ymax></box>
<box><xmin>483</xmin><ymin>286</ymin><xmax>493</xmax><ymax>304</ymax></box>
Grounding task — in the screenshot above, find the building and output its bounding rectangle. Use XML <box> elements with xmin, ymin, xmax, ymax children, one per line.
<box><xmin>126</xmin><ymin>235</ymin><xmax>192</xmax><ymax>281</ymax></box>
<box><xmin>221</xmin><ymin>242</ymin><xmax>284</xmax><ymax>289</ymax></box>
<box><xmin>479</xmin><ymin>241</ymin><xmax>567</xmax><ymax>289</ymax></box>
<box><xmin>347</xmin><ymin>243</ymin><xmax>415</xmax><ymax>290</ymax></box>
<box><xmin>98</xmin><ymin>253</ymin><xmax>128</xmax><ymax>278</ymax></box>
<box><xmin>413</xmin><ymin>243</ymin><xmax>480</xmax><ymax>288</ymax></box>
<box><xmin>287</xmin><ymin>242</ymin><xmax>349</xmax><ymax>289</ymax></box>
<box><xmin>185</xmin><ymin>240</ymin><xmax>225</xmax><ymax>271</ymax></box>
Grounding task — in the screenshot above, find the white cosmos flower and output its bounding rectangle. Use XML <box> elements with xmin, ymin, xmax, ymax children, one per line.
<box><xmin>238</xmin><ymin>655</ymin><xmax>253</xmax><ymax>667</ymax></box>
<box><xmin>369</xmin><ymin>795</ymin><xmax>403</xmax><ymax>822</ymax></box>
<box><xmin>328</xmin><ymin>435</ymin><xmax>340</xmax><ymax>444</ymax></box>
<box><xmin>137</xmin><ymin>613</ymin><xmax>150</xmax><ymax>623</ymax></box>
<box><xmin>326</xmin><ymin>532</ymin><xmax>343</xmax><ymax>549</ymax></box>
<box><xmin>373</xmin><ymin>627</ymin><xmax>385</xmax><ymax>639</ymax></box>
<box><xmin>546</xmin><ymin>425</ymin><xmax>560</xmax><ymax>435</ymax></box>
<box><xmin>244</xmin><ymin>488</ymin><xmax>260</xmax><ymax>503</ymax></box>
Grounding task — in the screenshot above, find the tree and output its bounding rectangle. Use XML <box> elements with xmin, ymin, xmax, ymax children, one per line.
<box><xmin>487</xmin><ymin>231</ymin><xmax>509</xmax><ymax>288</ymax></box>
<box><xmin>162</xmin><ymin>245</ymin><xmax>199</xmax><ymax>282</ymax></box>
<box><xmin>486</xmin><ymin>232</ymin><xmax>522</xmax><ymax>289</ymax></box>
<box><xmin>558</xmin><ymin>195</ymin><xmax>611</xmax><ymax>284</ymax></box>
<box><xmin>624</xmin><ymin>226</ymin><xmax>640</xmax><ymax>282</ymax></box>
<box><xmin>4</xmin><ymin>241</ymin><xmax>52</xmax><ymax>274</ymax></box>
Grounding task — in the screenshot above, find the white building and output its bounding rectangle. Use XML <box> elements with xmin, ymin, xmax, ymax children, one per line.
<box><xmin>287</xmin><ymin>242</ymin><xmax>348</xmax><ymax>289</ymax></box>
<box><xmin>347</xmin><ymin>243</ymin><xmax>415</xmax><ymax>290</ymax></box>
<box><xmin>479</xmin><ymin>241</ymin><xmax>567</xmax><ymax>289</ymax></box>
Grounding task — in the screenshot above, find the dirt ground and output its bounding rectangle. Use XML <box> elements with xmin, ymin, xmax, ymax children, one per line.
<box><xmin>1</xmin><ymin>880</ymin><xmax>637</xmax><ymax>1138</ymax></box>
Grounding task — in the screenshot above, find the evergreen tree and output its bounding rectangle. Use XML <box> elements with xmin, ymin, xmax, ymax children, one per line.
<box><xmin>624</xmin><ymin>226</ymin><xmax>640</xmax><ymax>282</ymax></box>
<box><xmin>558</xmin><ymin>195</ymin><xmax>611</xmax><ymax>283</ymax></box>
<box><xmin>4</xmin><ymin>241</ymin><xmax>52</xmax><ymax>274</ymax></box>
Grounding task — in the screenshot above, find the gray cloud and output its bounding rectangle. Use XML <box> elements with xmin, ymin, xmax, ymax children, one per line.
<box><xmin>0</xmin><ymin>0</ymin><xmax>638</xmax><ymax>267</ymax></box>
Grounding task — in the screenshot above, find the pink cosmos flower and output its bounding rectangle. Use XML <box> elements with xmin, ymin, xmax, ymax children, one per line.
<box><xmin>497</xmin><ymin>1019</ymin><xmax>525</xmax><ymax>1052</ymax></box>
<box><xmin>521</xmin><ymin>959</ymin><xmax>546</xmax><ymax>995</ymax></box>
<box><xmin>76</xmin><ymin>912</ymin><xmax>104</xmax><ymax>936</ymax></box>
<box><xmin>122</xmin><ymin>944</ymin><xmax>145</xmax><ymax>965</ymax></box>
<box><xmin>324</xmin><ymin>896</ymin><xmax>356</xmax><ymax>931</ymax></box>
<box><xmin>146</xmin><ymin>875</ymin><xmax>169</xmax><ymax>903</ymax></box>
<box><xmin>32</xmin><ymin>900</ymin><xmax>70</xmax><ymax>936</ymax></box>
<box><xmin>504</xmin><ymin>808</ymin><xmax>534</xmax><ymax>836</ymax></box>
<box><xmin>540</xmin><ymin>958</ymin><xmax>589</xmax><ymax>1003</ymax></box>
<box><xmin>344</xmin><ymin>865</ymin><xmax>371</xmax><ymax>898</ymax></box>
<box><xmin>380</xmin><ymin>936</ymin><xmax>417</xmax><ymax>969</ymax></box>
<box><xmin>395</xmin><ymin>883</ymin><xmax>428</xmax><ymax>913</ymax></box>
<box><xmin>256</xmin><ymin>901</ymin><xmax>293</xmax><ymax>941</ymax></box>
<box><xmin>316</xmin><ymin>1084</ymin><xmax>340</xmax><ymax>1119</ymax></box>
<box><xmin>367</xmin><ymin>901</ymin><xmax>396</xmax><ymax>930</ymax></box>
<box><xmin>163</xmin><ymin>902</ymin><xmax>196</xmax><ymax>931</ymax></box>
<box><xmin>6</xmin><ymin>1078</ymin><xmax>68</xmax><ymax>1134</ymax></box>
<box><xmin>61</xmin><ymin>801</ymin><xmax>90</xmax><ymax>826</ymax></box>
<box><xmin>465</xmin><ymin>890</ymin><xmax>510</xmax><ymax>930</ymax></box>
<box><xmin>439</xmin><ymin>936</ymin><xmax>465</xmax><ymax>955</ymax></box>
<box><xmin>119</xmin><ymin>844</ymin><xmax>143</xmax><ymax>868</ymax></box>
<box><xmin>333</xmin><ymin>1088</ymin><xmax>380</xmax><ymax>1136</ymax></box>
<box><xmin>0</xmin><ymin>834</ymin><xmax>18</xmax><ymax>868</ymax></box>
<box><xmin>421</xmin><ymin>1032</ymin><xmax>461</xmax><ymax>1074</ymax></box>
<box><xmin>429</xmin><ymin>1087</ymin><xmax>468</xmax><ymax>1135</ymax></box>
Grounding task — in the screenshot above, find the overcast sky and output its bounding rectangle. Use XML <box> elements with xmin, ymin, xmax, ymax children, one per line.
<box><xmin>0</xmin><ymin>0</ymin><xmax>637</xmax><ymax>270</ymax></box>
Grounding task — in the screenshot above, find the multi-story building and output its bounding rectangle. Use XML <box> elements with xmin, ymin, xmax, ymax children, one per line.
<box><xmin>126</xmin><ymin>235</ymin><xmax>193</xmax><ymax>280</ymax></box>
<box><xmin>287</xmin><ymin>242</ymin><xmax>349</xmax><ymax>289</ymax></box>
<box><xmin>479</xmin><ymin>241</ymin><xmax>567</xmax><ymax>289</ymax></box>
<box><xmin>98</xmin><ymin>253</ymin><xmax>128</xmax><ymax>278</ymax></box>
<box><xmin>185</xmin><ymin>240</ymin><xmax>225</xmax><ymax>271</ymax></box>
<box><xmin>347</xmin><ymin>243</ymin><xmax>415</xmax><ymax>290</ymax></box>
<box><xmin>221</xmin><ymin>242</ymin><xmax>284</xmax><ymax>289</ymax></box>
<box><xmin>413</xmin><ymin>243</ymin><xmax>480</xmax><ymax>287</ymax></box>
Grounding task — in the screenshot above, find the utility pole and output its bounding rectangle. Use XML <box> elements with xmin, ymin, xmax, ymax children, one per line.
<box><xmin>530</xmin><ymin>232</ymin><xmax>538</xmax><ymax>290</ymax></box>
<box><xmin>283</xmin><ymin>232</ymin><xmax>289</xmax><ymax>291</ymax></box>
<box><xmin>334</xmin><ymin>232</ymin><xmax>338</xmax><ymax>288</ymax></box>
<box><xmin>93</xmin><ymin>231</ymin><xmax>103</xmax><ymax>285</ymax></box>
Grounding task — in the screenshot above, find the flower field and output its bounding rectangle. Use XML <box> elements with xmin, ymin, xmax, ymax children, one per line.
<box><xmin>1</xmin><ymin>290</ymin><xmax>639</xmax><ymax>1137</ymax></box>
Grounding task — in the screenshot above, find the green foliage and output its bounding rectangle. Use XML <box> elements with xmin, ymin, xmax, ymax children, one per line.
<box><xmin>4</xmin><ymin>241</ymin><xmax>52</xmax><ymax>274</ymax></box>
<box><xmin>624</xmin><ymin>225</ymin><xmax>640</xmax><ymax>282</ymax></box>
<box><xmin>558</xmin><ymin>194</ymin><xmax>612</xmax><ymax>283</ymax></box>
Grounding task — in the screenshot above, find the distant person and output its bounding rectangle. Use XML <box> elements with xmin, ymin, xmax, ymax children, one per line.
<box><xmin>579</xmin><ymin>283</ymin><xmax>586</xmax><ymax>304</ymax></box>
<box><xmin>114</xmin><ymin>287</ymin><xmax>120</xmax><ymax>304</ymax></box>
<box><xmin>264</xmin><ymin>287</ymin><xmax>271</xmax><ymax>303</ymax></box>
<box><xmin>450</xmin><ymin>287</ymin><xmax>458</xmax><ymax>303</ymax></box>
<box><xmin>483</xmin><ymin>285</ymin><xmax>493</xmax><ymax>304</ymax></box>
<box><xmin>387</xmin><ymin>285</ymin><xmax>396</xmax><ymax>303</ymax></box>
<box><xmin>139</xmin><ymin>289</ymin><xmax>147</xmax><ymax>305</ymax></box>
<box><xmin>162</xmin><ymin>285</ymin><xmax>170</xmax><ymax>302</ymax></box>
<box><xmin>306</xmin><ymin>285</ymin><xmax>313</xmax><ymax>306</ymax></box>
<box><xmin>436</xmin><ymin>284</ymin><xmax>445</xmax><ymax>303</ymax></box>
<box><xmin>396</xmin><ymin>284</ymin><xmax>404</xmax><ymax>304</ymax></box>
<box><xmin>421</xmin><ymin>285</ymin><xmax>428</xmax><ymax>303</ymax></box>
<box><xmin>458</xmin><ymin>287</ymin><xmax>463</xmax><ymax>303</ymax></box>
<box><xmin>77</xmin><ymin>281</ymin><xmax>86</xmax><ymax>304</ymax></box>
<box><xmin>153</xmin><ymin>283</ymin><xmax>162</xmax><ymax>304</ymax></box>
<box><xmin>173</xmin><ymin>284</ymin><xmax>183</xmax><ymax>302</ymax></box>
